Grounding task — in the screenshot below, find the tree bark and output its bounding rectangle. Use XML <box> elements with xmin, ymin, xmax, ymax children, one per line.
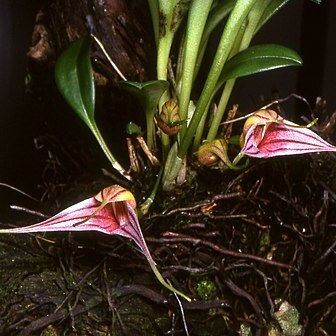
<box><xmin>27</xmin><ymin>0</ymin><xmax>154</xmax><ymax>83</ymax></box>
<box><xmin>23</xmin><ymin>0</ymin><xmax>155</xmax><ymax>191</ymax></box>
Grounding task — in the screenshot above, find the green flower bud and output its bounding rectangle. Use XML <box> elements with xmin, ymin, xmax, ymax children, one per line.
<box><xmin>197</xmin><ymin>139</ymin><xmax>247</xmax><ymax>170</ymax></box>
<box><xmin>197</xmin><ymin>139</ymin><xmax>228</xmax><ymax>167</ymax></box>
<box><xmin>157</xmin><ymin>100</ymin><xmax>182</xmax><ymax>135</ymax></box>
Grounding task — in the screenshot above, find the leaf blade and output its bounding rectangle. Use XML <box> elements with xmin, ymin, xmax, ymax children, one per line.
<box><xmin>55</xmin><ymin>36</ymin><xmax>95</xmax><ymax>127</ymax></box>
<box><xmin>218</xmin><ymin>44</ymin><xmax>302</xmax><ymax>84</ymax></box>
<box><xmin>120</xmin><ymin>80</ymin><xmax>169</xmax><ymax>113</ymax></box>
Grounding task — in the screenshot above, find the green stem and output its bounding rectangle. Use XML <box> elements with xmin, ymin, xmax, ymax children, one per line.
<box><xmin>156</xmin><ymin>0</ymin><xmax>193</xmax><ymax>157</ymax></box>
<box><xmin>156</xmin><ymin>1</ymin><xmax>176</xmax><ymax>107</ymax></box>
<box><xmin>178</xmin><ymin>0</ymin><xmax>213</xmax><ymax>137</ymax></box>
<box><xmin>90</xmin><ymin>123</ymin><xmax>130</xmax><ymax>180</ymax></box>
<box><xmin>156</xmin><ymin>0</ymin><xmax>177</xmax><ymax>82</ymax></box>
<box><xmin>175</xmin><ymin>31</ymin><xmax>186</xmax><ymax>86</ymax></box>
<box><xmin>140</xmin><ymin>167</ymin><xmax>163</xmax><ymax>216</ymax></box>
<box><xmin>145</xmin><ymin>108</ymin><xmax>156</xmax><ymax>151</ymax></box>
<box><xmin>147</xmin><ymin>0</ymin><xmax>160</xmax><ymax>47</ymax></box>
<box><xmin>177</xmin><ymin>0</ymin><xmax>257</xmax><ymax>160</ymax></box>
<box><xmin>232</xmin><ymin>152</ymin><xmax>245</xmax><ymax>166</ymax></box>
<box><xmin>214</xmin><ymin>146</ymin><xmax>248</xmax><ymax>170</ymax></box>
<box><xmin>207</xmin><ymin>79</ymin><xmax>236</xmax><ymax>141</ymax></box>
<box><xmin>160</xmin><ymin>132</ymin><xmax>171</xmax><ymax>159</ymax></box>
<box><xmin>156</xmin><ymin>25</ymin><xmax>174</xmax><ymax>154</ymax></box>
<box><xmin>147</xmin><ymin>2</ymin><xmax>174</xmax><ymax>160</ymax></box>
<box><xmin>193</xmin><ymin>0</ymin><xmax>236</xmax><ymax>82</ymax></box>
<box><xmin>241</xmin><ymin>1</ymin><xmax>269</xmax><ymax>47</ymax></box>
<box><xmin>157</xmin><ymin>34</ymin><xmax>174</xmax><ymax>82</ymax></box>
<box><xmin>206</xmin><ymin>0</ymin><xmax>270</xmax><ymax>142</ymax></box>
<box><xmin>148</xmin><ymin>259</ymin><xmax>191</xmax><ymax>302</ymax></box>
<box><xmin>204</xmin><ymin>19</ymin><xmax>246</xmax><ymax>142</ymax></box>
<box><xmin>192</xmin><ymin>103</ymin><xmax>210</xmax><ymax>152</ymax></box>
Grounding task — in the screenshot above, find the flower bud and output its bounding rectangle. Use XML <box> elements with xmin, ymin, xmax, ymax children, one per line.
<box><xmin>197</xmin><ymin>139</ymin><xmax>228</xmax><ymax>167</ymax></box>
<box><xmin>157</xmin><ymin>100</ymin><xmax>182</xmax><ymax>135</ymax></box>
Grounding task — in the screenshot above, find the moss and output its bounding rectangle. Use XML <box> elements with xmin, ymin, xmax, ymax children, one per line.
<box><xmin>194</xmin><ymin>278</ymin><xmax>217</xmax><ymax>301</ymax></box>
<box><xmin>272</xmin><ymin>301</ymin><xmax>302</xmax><ymax>336</ymax></box>
<box><xmin>239</xmin><ymin>322</ymin><xmax>252</xmax><ymax>336</ymax></box>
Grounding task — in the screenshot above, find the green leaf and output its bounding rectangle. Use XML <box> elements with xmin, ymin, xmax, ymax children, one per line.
<box><xmin>191</xmin><ymin>0</ymin><xmax>236</xmax><ymax>82</ymax></box>
<box><xmin>54</xmin><ymin>36</ymin><xmax>129</xmax><ymax>179</ymax></box>
<box><xmin>121</xmin><ymin>80</ymin><xmax>169</xmax><ymax>114</ymax></box>
<box><xmin>147</xmin><ymin>0</ymin><xmax>160</xmax><ymax>46</ymax></box>
<box><xmin>55</xmin><ymin>36</ymin><xmax>95</xmax><ymax>128</ymax></box>
<box><xmin>178</xmin><ymin>0</ymin><xmax>213</xmax><ymax>127</ymax></box>
<box><xmin>201</xmin><ymin>0</ymin><xmax>236</xmax><ymax>49</ymax></box>
<box><xmin>121</xmin><ymin>80</ymin><xmax>169</xmax><ymax>150</ymax></box>
<box><xmin>218</xmin><ymin>44</ymin><xmax>302</xmax><ymax>85</ymax></box>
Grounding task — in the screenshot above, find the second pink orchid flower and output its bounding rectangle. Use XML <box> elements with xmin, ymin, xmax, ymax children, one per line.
<box><xmin>240</xmin><ymin>109</ymin><xmax>336</xmax><ymax>158</ymax></box>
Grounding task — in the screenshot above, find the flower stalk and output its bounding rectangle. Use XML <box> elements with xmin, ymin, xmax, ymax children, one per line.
<box><xmin>168</xmin><ymin>0</ymin><xmax>257</xmax><ymax>184</ymax></box>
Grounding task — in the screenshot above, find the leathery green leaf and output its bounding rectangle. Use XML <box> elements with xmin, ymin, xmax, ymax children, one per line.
<box><xmin>218</xmin><ymin>44</ymin><xmax>302</xmax><ymax>85</ymax></box>
<box><xmin>121</xmin><ymin>80</ymin><xmax>169</xmax><ymax>113</ymax></box>
<box><xmin>55</xmin><ymin>36</ymin><xmax>95</xmax><ymax>127</ymax></box>
<box><xmin>54</xmin><ymin>36</ymin><xmax>130</xmax><ymax>180</ymax></box>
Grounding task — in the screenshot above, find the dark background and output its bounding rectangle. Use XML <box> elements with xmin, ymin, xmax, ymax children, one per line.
<box><xmin>0</xmin><ymin>1</ymin><xmax>46</xmax><ymax>216</ymax></box>
<box><xmin>0</xmin><ymin>0</ymin><xmax>335</xmax><ymax>204</ymax></box>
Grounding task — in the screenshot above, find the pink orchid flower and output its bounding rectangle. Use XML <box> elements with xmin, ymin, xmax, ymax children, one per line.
<box><xmin>0</xmin><ymin>185</ymin><xmax>190</xmax><ymax>301</ymax></box>
<box><xmin>240</xmin><ymin>109</ymin><xmax>336</xmax><ymax>158</ymax></box>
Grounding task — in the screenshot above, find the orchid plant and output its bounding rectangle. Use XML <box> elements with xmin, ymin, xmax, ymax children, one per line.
<box><xmin>1</xmin><ymin>0</ymin><xmax>332</xmax><ymax>302</ymax></box>
<box><xmin>52</xmin><ymin>1</ymin><xmax>333</xmax><ymax>198</ymax></box>
<box><xmin>54</xmin><ymin>0</ymin><xmax>307</xmax><ymax>192</ymax></box>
